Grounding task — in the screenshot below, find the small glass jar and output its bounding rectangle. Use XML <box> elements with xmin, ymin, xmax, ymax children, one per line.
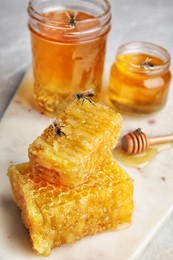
<box><xmin>28</xmin><ymin>0</ymin><xmax>111</xmax><ymax>117</ymax></box>
<box><xmin>107</xmin><ymin>41</ymin><xmax>171</xmax><ymax>115</ymax></box>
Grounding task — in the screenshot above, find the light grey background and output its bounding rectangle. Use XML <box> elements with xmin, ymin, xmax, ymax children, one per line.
<box><xmin>0</xmin><ymin>0</ymin><xmax>173</xmax><ymax>259</ymax></box>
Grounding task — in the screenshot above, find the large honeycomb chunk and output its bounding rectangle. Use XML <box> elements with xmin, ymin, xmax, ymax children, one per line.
<box><xmin>28</xmin><ymin>101</ymin><xmax>122</xmax><ymax>187</ymax></box>
<box><xmin>8</xmin><ymin>158</ymin><xmax>134</xmax><ymax>256</ymax></box>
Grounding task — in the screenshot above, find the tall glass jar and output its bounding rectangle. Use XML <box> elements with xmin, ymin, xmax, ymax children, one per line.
<box><xmin>28</xmin><ymin>0</ymin><xmax>111</xmax><ymax>117</ymax></box>
<box><xmin>107</xmin><ymin>41</ymin><xmax>171</xmax><ymax>115</ymax></box>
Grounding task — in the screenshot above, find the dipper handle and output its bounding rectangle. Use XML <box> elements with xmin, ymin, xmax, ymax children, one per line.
<box><xmin>121</xmin><ymin>128</ymin><xmax>173</xmax><ymax>155</ymax></box>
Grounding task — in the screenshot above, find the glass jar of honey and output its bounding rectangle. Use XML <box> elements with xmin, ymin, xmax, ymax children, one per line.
<box><xmin>107</xmin><ymin>41</ymin><xmax>171</xmax><ymax>115</ymax></box>
<box><xmin>28</xmin><ymin>0</ymin><xmax>111</xmax><ymax>117</ymax></box>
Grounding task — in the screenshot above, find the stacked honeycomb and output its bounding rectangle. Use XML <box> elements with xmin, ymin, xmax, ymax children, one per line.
<box><xmin>7</xmin><ymin>100</ymin><xmax>134</xmax><ymax>256</ymax></box>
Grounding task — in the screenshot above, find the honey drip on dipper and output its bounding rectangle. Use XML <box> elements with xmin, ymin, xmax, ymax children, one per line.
<box><xmin>114</xmin><ymin>129</ymin><xmax>173</xmax><ymax>168</ymax></box>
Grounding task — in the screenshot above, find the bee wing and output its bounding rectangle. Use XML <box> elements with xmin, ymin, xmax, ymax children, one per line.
<box><xmin>65</xmin><ymin>11</ymin><xmax>78</xmax><ymax>19</ymax></box>
<box><xmin>73</xmin><ymin>11</ymin><xmax>78</xmax><ymax>19</ymax></box>
<box><xmin>87</xmin><ymin>89</ymin><xmax>95</xmax><ymax>96</ymax></box>
<box><xmin>65</xmin><ymin>11</ymin><xmax>71</xmax><ymax>19</ymax></box>
<box><xmin>51</xmin><ymin>119</ymin><xmax>61</xmax><ymax>128</ymax></box>
<box><xmin>82</xmin><ymin>89</ymin><xmax>94</xmax><ymax>93</ymax></box>
<box><xmin>145</xmin><ymin>57</ymin><xmax>151</xmax><ymax>63</ymax></box>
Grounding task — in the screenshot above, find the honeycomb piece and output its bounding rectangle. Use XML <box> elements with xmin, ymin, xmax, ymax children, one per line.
<box><xmin>8</xmin><ymin>158</ymin><xmax>134</xmax><ymax>256</ymax></box>
<box><xmin>28</xmin><ymin>100</ymin><xmax>122</xmax><ymax>187</ymax></box>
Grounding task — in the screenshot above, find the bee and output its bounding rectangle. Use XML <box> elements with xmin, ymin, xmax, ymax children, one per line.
<box><xmin>65</xmin><ymin>11</ymin><xmax>78</xmax><ymax>28</ymax></box>
<box><xmin>140</xmin><ymin>57</ymin><xmax>154</xmax><ymax>70</ymax></box>
<box><xmin>52</xmin><ymin>119</ymin><xmax>66</xmax><ymax>138</ymax></box>
<box><xmin>134</xmin><ymin>128</ymin><xmax>143</xmax><ymax>134</ymax></box>
<box><xmin>75</xmin><ymin>89</ymin><xmax>95</xmax><ymax>105</ymax></box>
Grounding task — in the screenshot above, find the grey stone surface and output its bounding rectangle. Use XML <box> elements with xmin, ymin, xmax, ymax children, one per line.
<box><xmin>0</xmin><ymin>0</ymin><xmax>173</xmax><ymax>259</ymax></box>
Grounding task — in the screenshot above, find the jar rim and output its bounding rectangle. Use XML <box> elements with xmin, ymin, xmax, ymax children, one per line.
<box><xmin>116</xmin><ymin>41</ymin><xmax>171</xmax><ymax>74</ymax></box>
<box><xmin>28</xmin><ymin>0</ymin><xmax>111</xmax><ymax>42</ymax></box>
<box><xmin>28</xmin><ymin>0</ymin><xmax>111</xmax><ymax>29</ymax></box>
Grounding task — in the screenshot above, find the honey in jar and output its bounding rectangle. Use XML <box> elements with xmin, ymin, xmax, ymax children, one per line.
<box><xmin>28</xmin><ymin>0</ymin><xmax>111</xmax><ymax>117</ymax></box>
<box><xmin>107</xmin><ymin>42</ymin><xmax>171</xmax><ymax>115</ymax></box>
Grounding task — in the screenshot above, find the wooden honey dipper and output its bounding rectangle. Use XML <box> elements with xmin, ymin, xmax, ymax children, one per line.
<box><xmin>121</xmin><ymin>128</ymin><xmax>173</xmax><ymax>155</ymax></box>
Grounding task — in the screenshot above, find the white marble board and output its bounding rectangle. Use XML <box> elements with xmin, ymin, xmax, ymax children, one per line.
<box><xmin>0</xmin><ymin>68</ymin><xmax>173</xmax><ymax>260</ymax></box>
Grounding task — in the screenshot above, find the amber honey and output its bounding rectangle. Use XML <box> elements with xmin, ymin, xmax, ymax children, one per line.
<box><xmin>28</xmin><ymin>0</ymin><xmax>111</xmax><ymax>117</ymax></box>
<box><xmin>108</xmin><ymin>42</ymin><xmax>171</xmax><ymax>115</ymax></box>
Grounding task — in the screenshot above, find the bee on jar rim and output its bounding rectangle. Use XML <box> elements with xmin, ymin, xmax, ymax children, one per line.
<box><xmin>75</xmin><ymin>89</ymin><xmax>95</xmax><ymax>105</ymax></box>
<box><xmin>140</xmin><ymin>57</ymin><xmax>154</xmax><ymax>70</ymax></box>
<box><xmin>65</xmin><ymin>11</ymin><xmax>78</xmax><ymax>28</ymax></box>
<box><xmin>52</xmin><ymin>119</ymin><xmax>66</xmax><ymax>138</ymax></box>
